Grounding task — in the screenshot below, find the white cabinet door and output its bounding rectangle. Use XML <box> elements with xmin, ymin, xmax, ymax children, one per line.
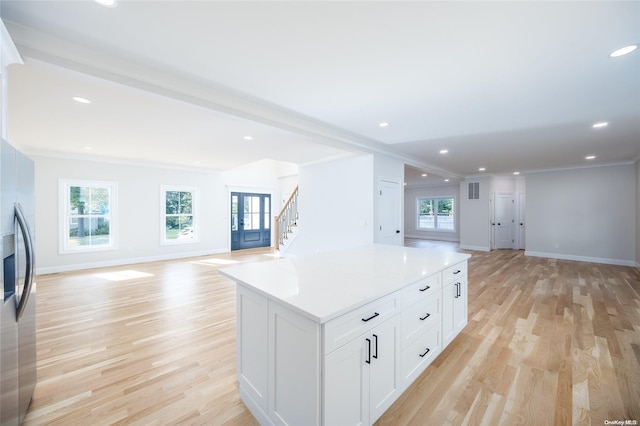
<box><xmin>453</xmin><ymin>278</ymin><xmax>468</xmax><ymax>333</ymax></box>
<box><xmin>324</xmin><ymin>335</ymin><xmax>369</xmax><ymax>426</ymax></box>
<box><xmin>236</xmin><ymin>285</ymin><xmax>269</xmax><ymax>416</ymax></box>
<box><xmin>442</xmin><ymin>281</ymin><xmax>455</xmax><ymax>346</ymax></box>
<box><xmin>442</xmin><ymin>277</ymin><xmax>468</xmax><ymax>346</ymax></box>
<box><xmin>324</xmin><ymin>314</ymin><xmax>401</xmax><ymax>426</ymax></box>
<box><xmin>269</xmin><ymin>302</ymin><xmax>321</xmax><ymax>426</ymax></box>
<box><xmin>369</xmin><ymin>314</ymin><xmax>401</xmax><ymax>423</ymax></box>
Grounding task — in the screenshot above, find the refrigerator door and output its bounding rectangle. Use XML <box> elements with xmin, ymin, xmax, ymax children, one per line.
<box><xmin>1</xmin><ymin>140</ymin><xmax>19</xmax><ymax>425</ymax></box>
<box><xmin>0</xmin><ymin>140</ymin><xmax>36</xmax><ymax>425</ymax></box>
<box><xmin>15</xmin><ymin>149</ymin><xmax>36</xmax><ymax>423</ymax></box>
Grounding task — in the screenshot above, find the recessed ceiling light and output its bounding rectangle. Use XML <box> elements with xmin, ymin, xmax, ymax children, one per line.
<box><xmin>444</xmin><ymin>179</ymin><xmax>450</xmax><ymax>182</ymax></box>
<box><xmin>379</xmin><ymin>122</ymin><xmax>389</xmax><ymax>127</ymax></box>
<box><xmin>421</xmin><ymin>173</ymin><xmax>427</xmax><ymax>177</ymax></box>
<box><xmin>609</xmin><ymin>44</ymin><xmax>638</xmax><ymax>58</ymax></box>
<box><xmin>513</xmin><ymin>172</ymin><xmax>520</xmax><ymax>175</ymax></box>
<box><xmin>243</xmin><ymin>136</ymin><xmax>253</xmax><ymax>140</ymax></box>
<box><xmin>72</xmin><ymin>96</ymin><xmax>91</xmax><ymax>104</ymax></box>
<box><xmin>84</xmin><ymin>146</ymin><xmax>92</xmax><ymax>151</ymax></box>
<box><xmin>585</xmin><ymin>155</ymin><xmax>596</xmax><ymax>160</ymax></box>
<box><xmin>592</xmin><ymin>122</ymin><xmax>609</xmax><ymax>128</ymax></box>
<box><xmin>403</xmin><ymin>182</ymin><xmax>407</xmax><ymax>186</ymax></box>
<box><xmin>439</xmin><ymin>149</ymin><xmax>448</xmax><ymax>154</ymax></box>
<box><xmin>479</xmin><ymin>167</ymin><xmax>486</xmax><ymax>172</ymax></box>
<box><xmin>93</xmin><ymin>0</ymin><xmax>117</xmax><ymax>7</ymax></box>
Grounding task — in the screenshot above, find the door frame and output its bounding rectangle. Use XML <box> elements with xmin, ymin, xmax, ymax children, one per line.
<box><xmin>227</xmin><ymin>187</ymin><xmax>274</xmax><ymax>251</ymax></box>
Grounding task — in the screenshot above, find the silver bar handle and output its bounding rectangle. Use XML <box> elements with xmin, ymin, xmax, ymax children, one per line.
<box><xmin>15</xmin><ymin>202</ymin><xmax>35</xmax><ymax>321</ymax></box>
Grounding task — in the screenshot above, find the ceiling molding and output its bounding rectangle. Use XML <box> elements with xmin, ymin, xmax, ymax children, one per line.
<box><xmin>6</xmin><ymin>20</ymin><xmax>464</xmax><ymax>179</ymax></box>
<box><xmin>524</xmin><ymin>160</ymin><xmax>635</xmax><ymax>175</ymax></box>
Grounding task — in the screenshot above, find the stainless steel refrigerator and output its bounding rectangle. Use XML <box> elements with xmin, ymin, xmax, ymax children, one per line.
<box><xmin>0</xmin><ymin>138</ymin><xmax>36</xmax><ymax>425</ymax></box>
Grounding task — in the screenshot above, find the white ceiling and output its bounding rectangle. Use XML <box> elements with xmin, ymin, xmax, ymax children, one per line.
<box><xmin>1</xmin><ymin>1</ymin><xmax>639</xmax><ymax>184</ymax></box>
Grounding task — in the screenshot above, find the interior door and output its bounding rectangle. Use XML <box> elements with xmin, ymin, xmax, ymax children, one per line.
<box><xmin>493</xmin><ymin>192</ymin><xmax>514</xmax><ymax>249</ymax></box>
<box><xmin>516</xmin><ymin>193</ymin><xmax>526</xmax><ymax>250</ymax></box>
<box><xmin>231</xmin><ymin>192</ymin><xmax>271</xmax><ymax>250</ymax></box>
<box><xmin>379</xmin><ymin>180</ymin><xmax>401</xmax><ymax>245</ymax></box>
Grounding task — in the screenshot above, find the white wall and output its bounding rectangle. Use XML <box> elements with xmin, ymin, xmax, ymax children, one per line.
<box><xmin>525</xmin><ymin>163</ymin><xmax>636</xmax><ymax>266</ymax></box>
<box><xmin>34</xmin><ymin>156</ymin><xmax>293</xmax><ymax>273</ymax></box>
<box><xmin>285</xmin><ymin>154</ymin><xmax>374</xmax><ymax>255</ymax></box>
<box><xmin>404</xmin><ymin>184</ymin><xmax>460</xmax><ymax>242</ymax></box>
<box><xmin>459</xmin><ymin>176</ymin><xmax>491</xmax><ymax>251</ymax></box>
<box><xmin>492</xmin><ymin>176</ymin><xmax>526</xmax><ymax>193</ymax></box>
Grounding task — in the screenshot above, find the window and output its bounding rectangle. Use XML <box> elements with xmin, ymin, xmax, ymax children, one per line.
<box><xmin>417</xmin><ymin>197</ymin><xmax>455</xmax><ymax>231</ymax></box>
<box><xmin>60</xmin><ymin>179</ymin><xmax>117</xmax><ymax>253</ymax></box>
<box><xmin>161</xmin><ymin>186</ymin><xmax>198</xmax><ymax>244</ymax></box>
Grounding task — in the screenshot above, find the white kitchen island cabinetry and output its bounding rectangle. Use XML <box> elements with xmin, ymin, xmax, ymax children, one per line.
<box><xmin>220</xmin><ymin>244</ymin><xmax>470</xmax><ymax>426</ymax></box>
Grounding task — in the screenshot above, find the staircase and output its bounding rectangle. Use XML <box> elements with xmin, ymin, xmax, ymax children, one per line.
<box><xmin>275</xmin><ymin>186</ymin><xmax>299</xmax><ymax>251</ymax></box>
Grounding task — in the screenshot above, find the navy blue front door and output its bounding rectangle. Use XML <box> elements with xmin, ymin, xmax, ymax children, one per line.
<box><xmin>231</xmin><ymin>192</ymin><xmax>271</xmax><ymax>250</ymax></box>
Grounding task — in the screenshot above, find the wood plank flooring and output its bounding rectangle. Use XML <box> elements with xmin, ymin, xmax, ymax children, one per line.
<box><xmin>24</xmin><ymin>241</ymin><xmax>640</xmax><ymax>425</ymax></box>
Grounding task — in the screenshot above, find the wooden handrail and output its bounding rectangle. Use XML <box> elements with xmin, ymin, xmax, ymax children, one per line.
<box><xmin>274</xmin><ymin>186</ymin><xmax>299</xmax><ymax>251</ymax></box>
<box><xmin>276</xmin><ymin>186</ymin><xmax>299</xmax><ymax>222</ymax></box>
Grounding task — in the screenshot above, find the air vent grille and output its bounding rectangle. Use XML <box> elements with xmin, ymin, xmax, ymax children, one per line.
<box><xmin>468</xmin><ymin>182</ymin><xmax>479</xmax><ymax>200</ymax></box>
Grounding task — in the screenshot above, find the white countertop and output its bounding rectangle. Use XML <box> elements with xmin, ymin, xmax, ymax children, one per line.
<box><xmin>219</xmin><ymin>244</ymin><xmax>470</xmax><ymax>323</ymax></box>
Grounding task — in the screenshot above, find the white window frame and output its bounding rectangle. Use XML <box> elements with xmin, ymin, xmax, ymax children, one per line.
<box><xmin>416</xmin><ymin>196</ymin><xmax>456</xmax><ymax>232</ymax></box>
<box><xmin>59</xmin><ymin>179</ymin><xmax>118</xmax><ymax>254</ymax></box>
<box><xmin>160</xmin><ymin>185</ymin><xmax>199</xmax><ymax>245</ymax></box>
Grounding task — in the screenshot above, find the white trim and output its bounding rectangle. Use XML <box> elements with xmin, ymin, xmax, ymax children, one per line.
<box><xmin>459</xmin><ymin>245</ymin><xmax>490</xmax><ymax>252</ymax></box>
<box><xmin>160</xmin><ymin>185</ymin><xmax>199</xmax><ymax>246</ymax></box>
<box><xmin>30</xmin><ymin>149</ymin><xmax>223</xmax><ymax>174</ymax></box>
<box><xmin>36</xmin><ymin>248</ymin><xmax>229</xmax><ymax>275</ymax></box>
<box><xmin>524</xmin><ymin>160</ymin><xmax>634</xmax><ymax>175</ymax></box>
<box><xmin>525</xmin><ymin>250</ymin><xmax>636</xmax><ymax>267</ymax></box>
<box><xmin>405</xmin><ymin>233</ymin><xmax>459</xmax><ymax>242</ymax></box>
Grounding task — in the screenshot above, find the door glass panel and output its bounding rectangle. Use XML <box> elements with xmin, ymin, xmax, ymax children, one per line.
<box><xmin>231</xmin><ymin>195</ymin><xmax>238</xmax><ymax>231</ymax></box>
<box><xmin>244</xmin><ymin>196</ymin><xmax>261</xmax><ymax>230</ymax></box>
<box><xmin>264</xmin><ymin>196</ymin><xmax>270</xmax><ymax>230</ymax></box>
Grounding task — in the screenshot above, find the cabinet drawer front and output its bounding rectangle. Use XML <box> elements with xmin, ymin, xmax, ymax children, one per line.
<box><xmin>401</xmin><ymin>326</ymin><xmax>441</xmax><ymax>385</ymax></box>
<box><xmin>399</xmin><ymin>274</ymin><xmax>441</xmax><ymax>307</ymax></box>
<box><xmin>443</xmin><ymin>261</ymin><xmax>467</xmax><ymax>284</ymax></box>
<box><xmin>401</xmin><ymin>295</ymin><xmax>441</xmax><ymax>347</ymax></box>
<box><xmin>323</xmin><ymin>293</ymin><xmax>398</xmax><ymax>355</ymax></box>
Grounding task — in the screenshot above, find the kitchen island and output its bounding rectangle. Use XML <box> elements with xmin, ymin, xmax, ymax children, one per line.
<box><xmin>220</xmin><ymin>244</ymin><xmax>470</xmax><ymax>426</ymax></box>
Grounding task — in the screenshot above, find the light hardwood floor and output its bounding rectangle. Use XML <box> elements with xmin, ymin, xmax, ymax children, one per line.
<box><xmin>24</xmin><ymin>242</ymin><xmax>640</xmax><ymax>425</ymax></box>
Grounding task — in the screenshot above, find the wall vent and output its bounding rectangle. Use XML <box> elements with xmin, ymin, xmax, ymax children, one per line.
<box><xmin>468</xmin><ymin>182</ymin><xmax>480</xmax><ymax>200</ymax></box>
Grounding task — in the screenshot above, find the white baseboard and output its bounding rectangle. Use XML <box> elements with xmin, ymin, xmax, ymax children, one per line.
<box><xmin>405</xmin><ymin>234</ymin><xmax>459</xmax><ymax>242</ymax></box>
<box><xmin>459</xmin><ymin>245</ymin><xmax>490</xmax><ymax>252</ymax></box>
<box><xmin>36</xmin><ymin>248</ymin><xmax>229</xmax><ymax>275</ymax></box>
<box><xmin>525</xmin><ymin>250</ymin><xmax>636</xmax><ymax>267</ymax></box>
